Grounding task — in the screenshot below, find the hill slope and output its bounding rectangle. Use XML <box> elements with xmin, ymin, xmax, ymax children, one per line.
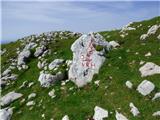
<box><xmin>1</xmin><ymin>16</ymin><xmax>160</xmax><ymax>120</ymax></box>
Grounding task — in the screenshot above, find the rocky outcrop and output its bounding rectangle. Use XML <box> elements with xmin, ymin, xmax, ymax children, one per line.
<box><xmin>69</xmin><ymin>33</ymin><xmax>110</xmax><ymax>87</ymax></box>
<box><xmin>0</xmin><ymin>91</ymin><xmax>23</xmax><ymax>106</ymax></box>
<box><xmin>139</xmin><ymin>62</ymin><xmax>160</xmax><ymax>77</ymax></box>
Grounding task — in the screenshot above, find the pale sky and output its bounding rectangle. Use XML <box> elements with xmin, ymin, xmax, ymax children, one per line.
<box><xmin>1</xmin><ymin>0</ymin><xmax>160</xmax><ymax>43</ymax></box>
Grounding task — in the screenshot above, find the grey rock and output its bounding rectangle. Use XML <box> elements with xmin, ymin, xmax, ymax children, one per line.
<box><xmin>115</xmin><ymin>111</ymin><xmax>128</xmax><ymax>120</ymax></box>
<box><xmin>48</xmin><ymin>59</ymin><xmax>64</xmax><ymax>70</ymax></box>
<box><xmin>152</xmin><ymin>92</ymin><xmax>160</xmax><ymax>101</ymax></box>
<box><xmin>34</xmin><ymin>45</ymin><xmax>46</xmax><ymax>57</ymax></box>
<box><xmin>129</xmin><ymin>103</ymin><xmax>140</xmax><ymax>116</ymax></box>
<box><xmin>0</xmin><ymin>91</ymin><xmax>23</xmax><ymax>106</ymax></box>
<box><xmin>0</xmin><ymin>107</ymin><xmax>13</xmax><ymax>120</ymax></box>
<box><xmin>69</xmin><ymin>33</ymin><xmax>109</xmax><ymax>87</ymax></box>
<box><xmin>137</xmin><ymin>80</ymin><xmax>155</xmax><ymax>96</ymax></box>
<box><xmin>93</xmin><ymin>106</ymin><xmax>108</xmax><ymax>120</ymax></box>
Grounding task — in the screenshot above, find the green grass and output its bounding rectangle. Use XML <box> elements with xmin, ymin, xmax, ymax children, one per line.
<box><xmin>1</xmin><ymin>17</ymin><xmax>160</xmax><ymax>120</ymax></box>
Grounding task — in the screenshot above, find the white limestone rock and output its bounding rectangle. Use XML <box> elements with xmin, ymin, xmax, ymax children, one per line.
<box><xmin>115</xmin><ymin>111</ymin><xmax>128</xmax><ymax>120</ymax></box>
<box><xmin>125</xmin><ymin>81</ymin><xmax>133</xmax><ymax>89</ymax></box>
<box><xmin>0</xmin><ymin>49</ymin><xmax>6</xmax><ymax>56</ymax></box>
<box><xmin>139</xmin><ymin>62</ymin><xmax>160</xmax><ymax>77</ymax></box>
<box><xmin>93</xmin><ymin>106</ymin><xmax>108</xmax><ymax>120</ymax></box>
<box><xmin>17</xmin><ymin>49</ymin><xmax>31</xmax><ymax>66</ymax></box>
<box><xmin>62</xmin><ymin>115</ymin><xmax>69</xmax><ymax>120</ymax></box>
<box><xmin>145</xmin><ymin>52</ymin><xmax>151</xmax><ymax>57</ymax></box>
<box><xmin>24</xmin><ymin>42</ymin><xmax>37</xmax><ymax>50</ymax></box>
<box><xmin>152</xmin><ymin>92</ymin><xmax>160</xmax><ymax>101</ymax></box>
<box><xmin>28</xmin><ymin>93</ymin><xmax>36</xmax><ymax>100</ymax></box>
<box><xmin>26</xmin><ymin>101</ymin><xmax>35</xmax><ymax>106</ymax></box>
<box><xmin>137</xmin><ymin>80</ymin><xmax>155</xmax><ymax>96</ymax></box>
<box><xmin>140</xmin><ymin>34</ymin><xmax>148</xmax><ymax>40</ymax></box>
<box><xmin>109</xmin><ymin>41</ymin><xmax>120</xmax><ymax>48</ymax></box>
<box><xmin>34</xmin><ymin>45</ymin><xmax>46</xmax><ymax>57</ymax></box>
<box><xmin>147</xmin><ymin>25</ymin><xmax>159</xmax><ymax>35</ymax></box>
<box><xmin>0</xmin><ymin>107</ymin><xmax>13</xmax><ymax>120</ymax></box>
<box><xmin>0</xmin><ymin>91</ymin><xmax>23</xmax><ymax>106</ymax></box>
<box><xmin>48</xmin><ymin>89</ymin><xmax>56</xmax><ymax>98</ymax></box>
<box><xmin>38</xmin><ymin>72</ymin><xmax>65</xmax><ymax>87</ymax></box>
<box><xmin>48</xmin><ymin>59</ymin><xmax>64</xmax><ymax>70</ymax></box>
<box><xmin>157</xmin><ymin>34</ymin><xmax>160</xmax><ymax>40</ymax></box>
<box><xmin>129</xmin><ymin>103</ymin><xmax>140</xmax><ymax>116</ymax></box>
<box><xmin>69</xmin><ymin>33</ymin><xmax>109</xmax><ymax>87</ymax></box>
<box><xmin>152</xmin><ymin>111</ymin><xmax>160</xmax><ymax>117</ymax></box>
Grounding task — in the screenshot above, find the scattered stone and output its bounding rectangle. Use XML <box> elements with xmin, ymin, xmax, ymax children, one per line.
<box><xmin>157</xmin><ymin>34</ymin><xmax>160</xmax><ymax>40</ymax></box>
<box><xmin>48</xmin><ymin>59</ymin><xmax>64</xmax><ymax>70</ymax></box>
<box><xmin>152</xmin><ymin>111</ymin><xmax>160</xmax><ymax>117</ymax></box>
<box><xmin>147</xmin><ymin>25</ymin><xmax>159</xmax><ymax>35</ymax></box>
<box><xmin>0</xmin><ymin>107</ymin><xmax>13</xmax><ymax>120</ymax></box>
<box><xmin>62</xmin><ymin>115</ymin><xmax>69</xmax><ymax>120</ymax></box>
<box><xmin>93</xmin><ymin>106</ymin><xmax>108</xmax><ymax>120</ymax></box>
<box><xmin>0</xmin><ymin>91</ymin><xmax>23</xmax><ymax>106</ymax></box>
<box><xmin>0</xmin><ymin>49</ymin><xmax>6</xmax><ymax>55</ymax></box>
<box><xmin>137</xmin><ymin>80</ymin><xmax>155</xmax><ymax>96</ymax></box>
<box><xmin>69</xmin><ymin>33</ymin><xmax>110</xmax><ymax>87</ymax></box>
<box><xmin>28</xmin><ymin>93</ymin><xmax>36</xmax><ymax>100</ymax></box>
<box><xmin>28</xmin><ymin>82</ymin><xmax>34</xmax><ymax>87</ymax></box>
<box><xmin>94</xmin><ymin>80</ymin><xmax>100</xmax><ymax>86</ymax></box>
<box><xmin>125</xmin><ymin>81</ymin><xmax>133</xmax><ymax>89</ymax></box>
<box><xmin>48</xmin><ymin>89</ymin><xmax>56</xmax><ymax>98</ymax></box>
<box><xmin>129</xmin><ymin>102</ymin><xmax>140</xmax><ymax>116</ymax></box>
<box><xmin>139</xmin><ymin>62</ymin><xmax>160</xmax><ymax>77</ymax></box>
<box><xmin>115</xmin><ymin>111</ymin><xmax>128</xmax><ymax>120</ymax></box>
<box><xmin>152</xmin><ymin>92</ymin><xmax>160</xmax><ymax>101</ymax></box>
<box><xmin>109</xmin><ymin>41</ymin><xmax>120</xmax><ymax>48</ymax></box>
<box><xmin>145</xmin><ymin>52</ymin><xmax>151</xmax><ymax>57</ymax></box>
<box><xmin>2</xmin><ymin>69</ymin><xmax>11</xmax><ymax>77</ymax></box>
<box><xmin>38</xmin><ymin>72</ymin><xmax>65</xmax><ymax>87</ymax></box>
<box><xmin>26</xmin><ymin>101</ymin><xmax>35</xmax><ymax>106</ymax></box>
<box><xmin>140</xmin><ymin>34</ymin><xmax>148</xmax><ymax>40</ymax></box>
<box><xmin>140</xmin><ymin>60</ymin><xmax>145</xmax><ymax>65</ymax></box>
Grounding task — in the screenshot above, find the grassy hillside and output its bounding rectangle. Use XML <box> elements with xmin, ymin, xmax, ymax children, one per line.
<box><xmin>1</xmin><ymin>16</ymin><xmax>160</xmax><ymax>120</ymax></box>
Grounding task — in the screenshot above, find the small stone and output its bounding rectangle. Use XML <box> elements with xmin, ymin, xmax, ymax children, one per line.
<box><xmin>93</xmin><ymin>106</ymin><xmax>108</xmax><ymax>120</ymax></box>
<box><xmin>115</xmin><ymin>111</ymin><xmax>128</xmax><ymax>120</ymax></box>
<box><xmin>152</xmin><ymin>92</ymin><xmax>160</xmax><ymax>101</ymax></box>
<box><xmin>125</xmin><ymin>81</ymin><xmax>133</xmax><ymax>89</ymax></box>
<box><xmin>48</xmin><ymin>89</ymin><xmax>56</xmax><ymax>98</ymax></box>
<box><xmin>62</xmin><ymin>115</ymin><xmax>69</xmax><ymax>120</ymax></box>
<box><xmin>26</xmin><ymin>101</ymin><xmax>35</xmax><ymax>106</ymax></box>
<box><xmin>129</xmin><ymin>102</ymin><xmax>140</xmax><ymax>116</ymax></box>
<box><xmin>28</xmin><ymin>93</ymin><xmax>36</xmax><ymax>100</ymax></box>
<box><xmin>152</xmin><ymin>111</ymin><xmax>160</xmax><ymax>117</ymax></box>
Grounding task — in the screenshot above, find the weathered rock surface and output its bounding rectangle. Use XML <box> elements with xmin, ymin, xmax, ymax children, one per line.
<box><xmin>0</xmin><ymin>107</ymin><xmax>13</xmax><ymax>120</ymax></box>
<box><xmin>139</xmin><ymin>62</ymin><xmax>160</xmax><ymax>77</ymax></box>
<box><xmin>69</xmin><ymin>33</ymin><xmax>110</xmax><ymax>87</ymax></box>
<box><xmin>115</xmin><ymin>111</ymin><xmax>128</xmax><ymax>120</ymax></box>
<box><xmin>0</xmin><ymin>91</ymin><xmax>23</xmax><ymax>106</ymax></box>
<box><xmin>129</xmin><ymin>103</ymin><xmax>140</xmax><ymax>116</ymax></box>
<box><xmin>38</xmin><ymin>72</ymin><xmax>65</xmax><ymax>87</ymax></box>
<box><xmin>137</xmin><ymin>80</ymin><xmax>155</xmax><ymax>96</ymax></box>
<box><xmin>93</xmin><ymin>106</ymin><xmax>108</xmax><ymax>120</ymax></box>
<box><xmin>48</xmin><ymin>59</ymin><xmax>64</xmax><ymax>70</ymax></box>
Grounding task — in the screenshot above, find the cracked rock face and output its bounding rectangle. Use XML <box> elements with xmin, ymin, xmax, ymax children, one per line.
<box><xmin>69</xmin><ymin>33</ymin><xmax>109</xmax><ymax>87</ymax></box>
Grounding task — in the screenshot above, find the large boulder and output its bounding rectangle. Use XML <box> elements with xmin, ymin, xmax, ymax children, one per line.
<box><xmin>38</xmin><ymin>72</ymin><xmax>65</xmax><ymax>87</ymax></box>
<box><xmin>69</xmin><ymin>33</ymin><xmax>109</xmax><ymax>87</ymax></box>
<box><xmin>139</xmin><ymin>62</ymin><xmax>160</xmax><ymax>77</ymax></box>
<box><xmin>48</xmin><ymin>59</ymin><xmax>64</xmax><ymax>70</ymax></box>
<box><xmin>0</xmin><ymin>91</ymin><xmax>23</xmax><ymax>106</ymax></box>
<box><xmin>137</xmin><ymin>80</ymin><xmax>155</xmax><ymax>96</ymax></box>
<box><xmin>0</xmin><ymin>107</ymin><xmax>13</xmax><ymax>120</ymax></box>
